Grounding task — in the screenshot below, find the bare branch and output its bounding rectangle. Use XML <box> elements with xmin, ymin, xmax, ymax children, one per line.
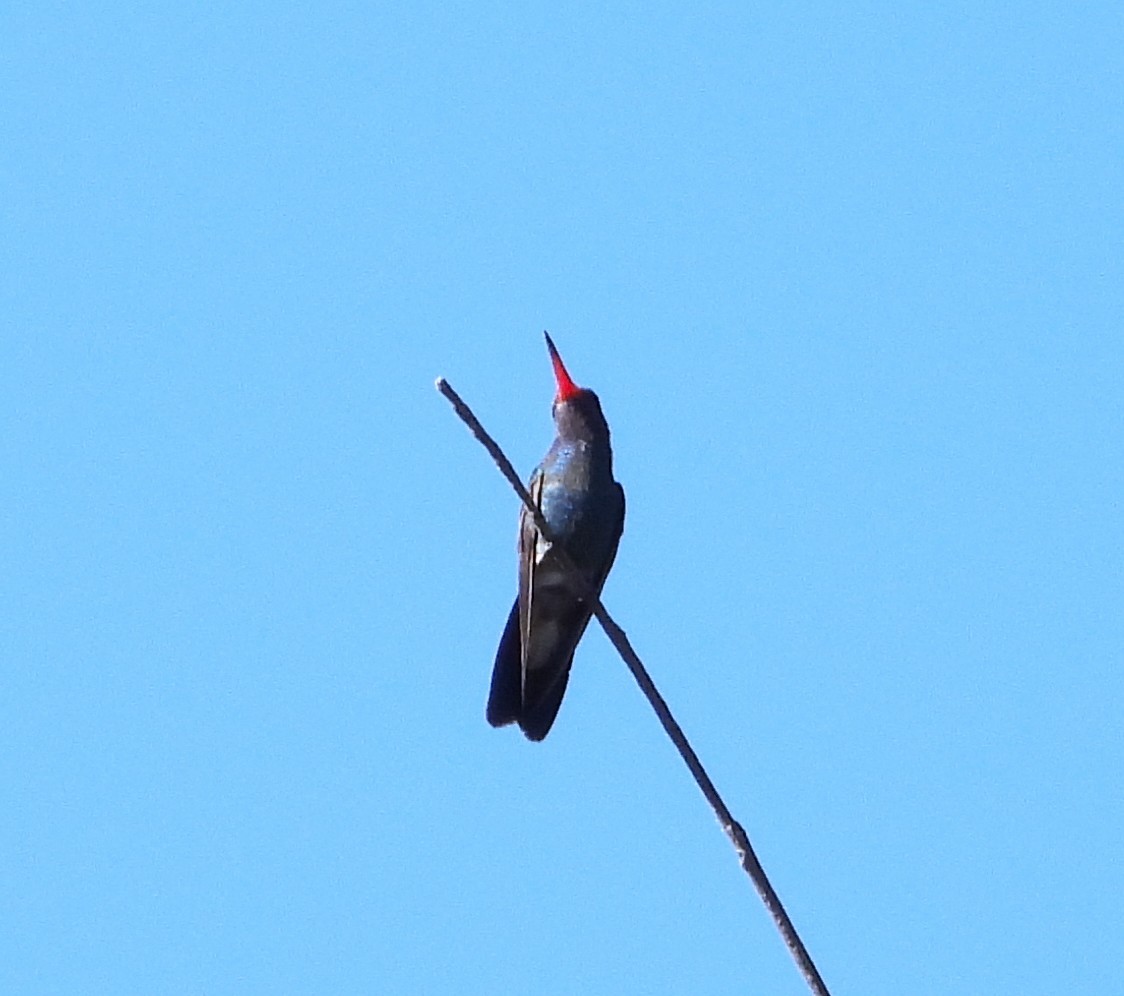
<box><xmin>437</xmin><ymin>376</ymin><xmax>832</xmax><ymax>996</ymax></box>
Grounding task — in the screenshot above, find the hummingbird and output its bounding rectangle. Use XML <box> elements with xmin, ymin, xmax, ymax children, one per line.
<box><xmin>487</xmin><ymin>333</ymin><xmax>626</xmax><ymax>741</ymax></box>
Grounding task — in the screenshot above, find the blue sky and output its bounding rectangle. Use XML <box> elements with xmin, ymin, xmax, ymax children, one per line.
<box><xmin>3</xmin><ymin>3</ymin><xmax>1122</xmax><ymax>993</ymax></box>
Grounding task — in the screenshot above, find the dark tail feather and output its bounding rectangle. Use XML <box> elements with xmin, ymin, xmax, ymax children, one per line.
<box><xmin>518</xmin><ymin>669</ymin><xmax>570</xmax><ymax>742</ymax></box>
<box><xmin>486</xmin><ymin>600</ymin><xmax>522</xmax><ymax>728</ymax></box>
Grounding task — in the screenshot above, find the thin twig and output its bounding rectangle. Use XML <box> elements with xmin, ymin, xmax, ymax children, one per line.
<box><xmin>437</xmin><ymin>376</ymin><xmax>832</xmax><ymax>996</ymax></box>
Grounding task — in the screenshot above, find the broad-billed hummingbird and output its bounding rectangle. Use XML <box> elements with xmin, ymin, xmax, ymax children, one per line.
<box><xmin>487</xmin><ymin>333</ymin><xmax>626</xmax><ymax>741</ymax></box>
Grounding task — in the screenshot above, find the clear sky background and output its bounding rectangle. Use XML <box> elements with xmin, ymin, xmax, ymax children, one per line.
<box><xmin>3</xmin><ymin>4</ymin><xmax>1122</xmax><ymax>994</ymax></box>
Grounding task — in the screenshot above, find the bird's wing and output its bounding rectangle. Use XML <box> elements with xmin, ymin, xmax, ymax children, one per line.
<box><xmin>516</xmin><ymin>467</ymin><xmax>546</xmax><ymax>671</ymax></box>
<box><xmin>594</xmin><ymin>481</ymin><xmax>626</xmax><ymax>595</ymax></box>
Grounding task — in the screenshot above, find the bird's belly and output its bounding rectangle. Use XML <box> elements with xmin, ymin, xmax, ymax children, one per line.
<box><xmin>524</xmin><ymin>566</ymin><xmax>589</xmax><ymax>673</ymax></box>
